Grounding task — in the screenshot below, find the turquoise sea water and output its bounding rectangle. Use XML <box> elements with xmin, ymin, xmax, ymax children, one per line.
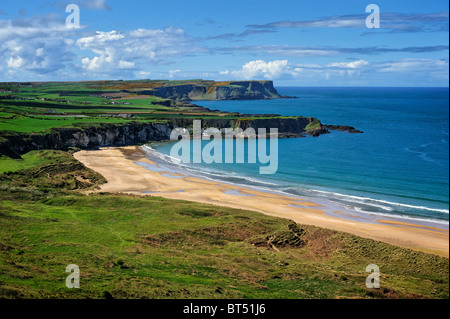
<box><xmin>150</xmin><ymin>87</ymin><xmax>449</xmax><ymax>224</ymax></box>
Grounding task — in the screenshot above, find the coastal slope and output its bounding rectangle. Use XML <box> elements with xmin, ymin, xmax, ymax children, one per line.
<box><xmin>74</xmin><ymin>146</ymin><xmax>449</xmax><ymax>258</ymax></box>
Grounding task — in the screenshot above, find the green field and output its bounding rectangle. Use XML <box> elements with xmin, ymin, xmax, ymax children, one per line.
<box><xmin>0</xmin><ymin>150</ymin><xmax>448</xmax><ymax>299</ymax></box>
<box><xmin>0</xmin><ymin>114</ymin><xmax>143</xmax><ymax>133</ymax></box>
<box><xmin>0</xmin><ymin>81</ymin><xmax>267</xmax><ymax>135</ymax></box>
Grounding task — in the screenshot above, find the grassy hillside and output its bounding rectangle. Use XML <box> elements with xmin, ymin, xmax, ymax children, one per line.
<box><xmin>0</xmin><ymin>80</ymin><xmax>290</xmax><ymax>135</ymax></box>
<box><xmin>0</xmin><ymin>150</ymin><xmax>448</xmax><ymax>299</ymax></box>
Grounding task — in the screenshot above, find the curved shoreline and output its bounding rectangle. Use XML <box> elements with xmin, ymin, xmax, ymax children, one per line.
<box><xmin>74</xmin><ymin>146</ymin><xmax>449</xmax><ymax>257</ymax></box>
<box><xmin>143</xmin><ymin>143</ymin><xmax>449</xmax><ymax>228</ymax></box>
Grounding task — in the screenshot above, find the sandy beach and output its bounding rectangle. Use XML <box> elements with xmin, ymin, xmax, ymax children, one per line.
<box><xmin>74</xmin><ymin>146</ymin><xmax>449</xmax><ymax>257</ymax></box>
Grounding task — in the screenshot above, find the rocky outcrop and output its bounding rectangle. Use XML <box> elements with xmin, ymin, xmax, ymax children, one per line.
<box><xmin>210</xmin><ymin>81</ymin><xmax>283</xmax><ymax>100</ymax></box>
<box><xmin>0</xmin><ymin>122</ymin><xmax>175</xmax><ymax>158</ymax></box>
<box><xmin>0</xmin><ymin>117</ymin><xmax>330</xmax><ymax>157</ymax></box>
<box><xmin>324</xmin><ymin>125</ymin><xmax>364</xmax><ymax>134</ymax></box>
<box><xmin>136</xmin><ymin>81</ymin><xmax>285</xmax><ymax>101</ymax></box>
<box><xmin>171</xmin><ymin>116</ymin><xmax>329</xmax><ymax>137</ymax></box>
<box><xmin>235</xmin><ymin>117</ymin><xmax>327</xmax><ymax>135</ymax></box>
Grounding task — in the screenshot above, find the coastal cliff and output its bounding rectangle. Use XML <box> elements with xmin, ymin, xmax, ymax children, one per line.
<box><xmin>135</xmin><ymin>81</ymin><xmax>285</xmax><ymax>101</ymax></box>
<box><xmin>172</xmin><ymin>116</ymin><xmax>328</xmax><ymax>137</ymax></box>
<box><xmin>0</xmin><ymin>117</ymin><xmax>328</xmax><ymax>157</ymax></box>
<box><xmin>0</xmin><ymin>122</ymin><xmax>175</xmax><ymax>158</ymax></box>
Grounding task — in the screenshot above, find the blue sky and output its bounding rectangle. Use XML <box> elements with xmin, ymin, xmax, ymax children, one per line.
<box><xmin>0</xmin><ymin>0</ymin><xmax>448</xmax><ymax>86</ymax></box>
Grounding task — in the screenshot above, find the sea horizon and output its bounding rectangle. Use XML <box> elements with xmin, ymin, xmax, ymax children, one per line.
<box><xmin>149</xmin><ymin>86</ymin><xmax>449</xmax><ymax>225</ymax></box>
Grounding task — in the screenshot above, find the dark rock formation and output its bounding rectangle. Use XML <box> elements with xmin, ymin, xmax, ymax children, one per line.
<box><xmin>136</xmin><ymin>81</ymin><xmax>284</xmax><ymax>101</ymax></box>
<box><xmin>324</xmin><ymin>125</ymin><xmax>364</xmax><ymax>134</ymax></box>
<box><xmin>0</xmin><ymin>122</ymin><xmax>175</xmax><ymax>158</ymax></box>
<box><xmin>234</xmin><ymin>117</ymin><xmax>328</xmax><ymax>136</ymax></box>
<box><xmin>171</xmin><ymin>116</ymin><xmax>329</xmax><ymax>137</ymax></box>
<box><xmin>0</xmin><ymin>117</ymin><xmax>330</xmax><ymax>157</ymax></box>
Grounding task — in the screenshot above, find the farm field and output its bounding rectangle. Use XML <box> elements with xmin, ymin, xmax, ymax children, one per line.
<box><xmin>0</xmin><ymin>81</ymin><xmax>238</xmax><ymax>134</ymax></box>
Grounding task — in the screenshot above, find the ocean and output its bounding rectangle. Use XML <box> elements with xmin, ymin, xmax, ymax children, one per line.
<box><xmin>148</xmin><ymin>87</ymin><xmax>449</xmax><ymax>225</ymax></box>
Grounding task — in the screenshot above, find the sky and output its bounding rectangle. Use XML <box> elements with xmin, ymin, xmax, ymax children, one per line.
<box><xmin>0</xmin><ymin>0</ymin><xmax>448</xmax><ymax>86</ymax></box>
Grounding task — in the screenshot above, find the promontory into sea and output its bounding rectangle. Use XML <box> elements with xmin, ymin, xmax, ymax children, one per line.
<box><xmin>0</xmin><ymin>80</ymin><xmax>361</xmax><ymax>157</ymax></box>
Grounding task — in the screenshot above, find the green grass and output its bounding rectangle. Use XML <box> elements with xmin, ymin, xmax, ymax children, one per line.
<box><xmin>0</xmin><ymin>98</ymin><xmax>164</xmax><ymax>114</ymax></box>
<box><xmin>0</xmin><ymin>81</ymin><xmax>174</xmax><ymax>118</ymax></box>
<box><xmin>0</xmin><ymin>114</ymin><xmax>139</xmax><ymax>133</ymax></box>
<box><xmin>0</xmin><ymin>150</ymin><xmax>106</xmax><ymax>192</ymax></box>
<box><xmin>0</xmin><ymin>150</ymin><xmax>448</xmax><ymax>299</ymax></box>
<box><xmin>305</xmin><ymin>118</ymin><xmax>321</xmax><ymax>131</ymax></box>
<box><xmin>0</xmin><ymin>112</ymin><xmax>16</xmax><ymax>119</ymax></box>
<box><xmin>0</xmin><ymin>81</ymin><xmax>233</xmax><ymax>134</ymax></box>
<box><xmin>0</xmin><ymin>192</ymin><xmax>448</xmax><ymax>299</ymax></box>
<box><xmin>0</xmin><ymin>150</ymin><xmax>65</xmax><ymax>174</ymax></box>
<box><xmin>0</xmin><ymin>81</ymin><xmax>315</xmax><ymax>136</ymax></box>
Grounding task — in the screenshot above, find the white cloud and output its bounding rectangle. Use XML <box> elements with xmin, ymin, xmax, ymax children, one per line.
<box><xmin>266</xmin><ymin>48</ymin><xmax>338</xmax><ymax>57</ymax></box>
<box><xmin>137</xmin><ymin>71</ymin><xmax>151</xmax><ymax>77</ymax></box>
<box><xmin>0</xmin><ymin>13</ymin><xmax>201</xmax><ymax>79</ymax></box>
<box><xmin>78</xmin><ymin>31</ymin><xmax>125</xmax><ymax>71</ymax></box>
<box><xmin>221</xmin><ymin>57</ymin><xmax>448</xmax><ymax>86</ymax></box>
<box><xmin>118</xmin><ymin>60</ymin><xmax>135</xmax><ymax>69</ymax></box>
<box><xmin>328</xmin><ymin>60</ymin><xmax>369</xmax><ymax>69</ymax></box>
<box><xmin>77</xmin><ymin>30</ymin><xmax>124</xmax><ymax>48</ymax></box>
<box><xmin>226</xmin><ymin>59</ymin><xmax>368</xmax><ymax>81</ymax></box>
<box><xmin>7</xmin><ymin>56</ymin><xmax>25</xmax><ymax>69</ymax></box>
<box><xmin>169</xmin><ymin>69</ymin><xmax>181</xmax><ymax>78</ymax></box>
<box><xmin>375</xmin><ymin>58</ymin><xmax>449</xmax><ymax>83</ymax></box>
<box><xmin>230</xmin><ymin>60</ymin><xmax>300</xmax><ymax>80</ymax></box>
<box><xmin>76</xmin><ymin>27</ymin><xmax>201</xmax><ymax>76</ymax></box>
<box><xmin>35</xmin><ymin>48</ymin><xmax>45</xmax><ymax>57</ymax></box>
<box><xmin>0</xmin><ymin>15</ymin><xmax>79</xmax><ymax>77</ymax></box>
<box><xmin>221</xmin><ymin>59</ymin><xmax>373</xmax><ymax>84</ymax></box>
<box><xmin>378</xmin><ymin>58</ymin><xmax>448</xmax><ymax>73</ymax></box>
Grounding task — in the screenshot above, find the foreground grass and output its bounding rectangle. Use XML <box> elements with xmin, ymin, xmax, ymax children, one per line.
<box><xmin>0</xmin><ymin>151</ymin><xmax>448</xmax><ymax>299</ymax></box>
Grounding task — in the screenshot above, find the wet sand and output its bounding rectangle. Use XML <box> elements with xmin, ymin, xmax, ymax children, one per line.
<box><xmin>74</xmin><ymin>146</ymin><xmax>449</xmax><ymax>257</ymax></box>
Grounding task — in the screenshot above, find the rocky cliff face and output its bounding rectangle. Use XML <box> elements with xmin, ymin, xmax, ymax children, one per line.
<box><xmin>136</xmin><ymin>81</ymin><xmax>283</xmax><ymax>101</ymax></box>
<box><xmin>234</xmin><ymin>117</ymin><xmax>323</xmax><ymax>134</ymax></box>
<box><xmin>171</xmin><ymin>116</ymin><xmax>327</xmax><ymax>134</ymax></box>
<box><xmin>211</xmin><ymin>81</ymin><xmax>282</xmax><ymax>100</ymax></box>
<box><xmin>0</xmin><ymin>117</ymin><xmax>329</xmax><ymax>157</ymax></box>
<box><xmin>0</xmin><ymin>122</ymin><xmax>175</xmax><ymax>158</ymax></box>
